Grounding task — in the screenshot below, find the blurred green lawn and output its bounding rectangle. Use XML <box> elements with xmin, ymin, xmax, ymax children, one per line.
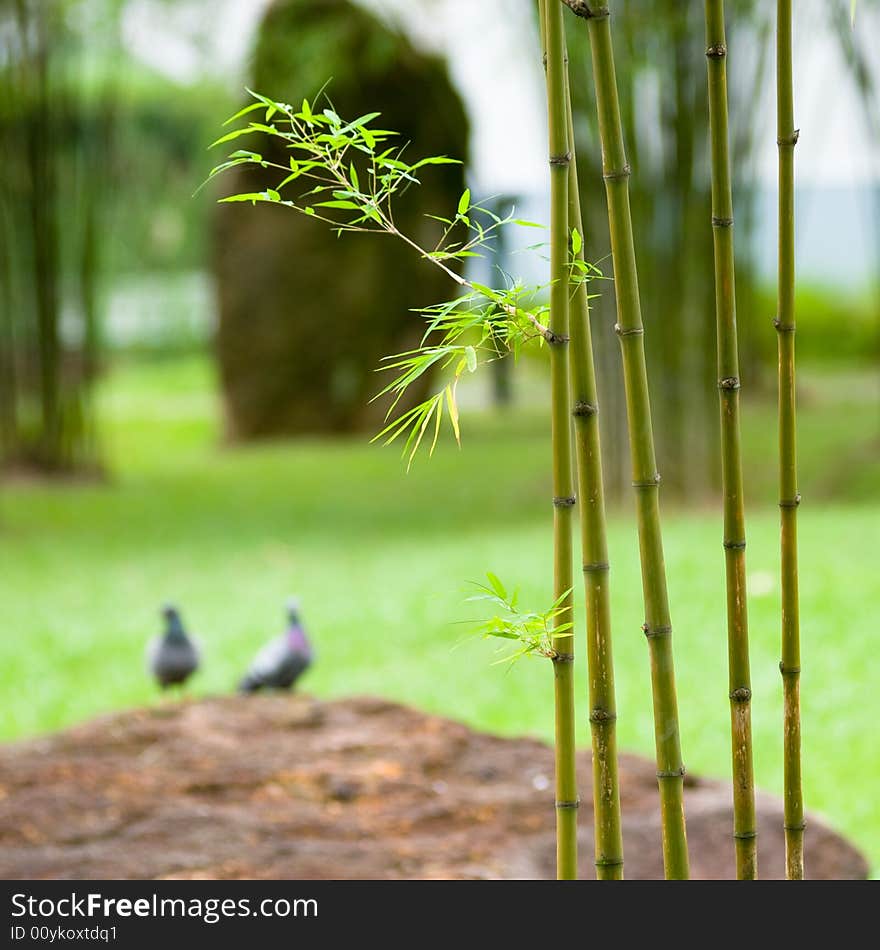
<box><xmin>0</xmin><ymin>355</ymin><xmax>877</xmax><ymax>872</ymax></box>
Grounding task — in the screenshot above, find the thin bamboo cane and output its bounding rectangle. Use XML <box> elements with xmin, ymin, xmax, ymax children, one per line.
<box><xmin>564</xmin><ymin>0</ymin><xmax>689</xmax><ymax>879</ymax></box>
<box><xmin>776</xmin><ymin>0</ymin><xmax>804</xmax><ymax>880</ymax></box>
<box><xmin>563</xmin><ymin>67</ymin><xmax>624</xmax><ymax>880</ymax></box>
<box><xmin>704</xmin><ymin>0</ymin><xmax>758</xmax><ymax>880</ymax></box>
<box><xmin>539</xmin><ymin>0</ymin><xmax>578</xmax><ymax>880</ymax></box>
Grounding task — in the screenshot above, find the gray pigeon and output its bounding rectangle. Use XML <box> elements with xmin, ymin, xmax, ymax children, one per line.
<box><xmin>146</xmin><ymin>605</ymin><xmax>200</xmax><ymax>689</ymax></box>
<box><xmin>239</xmin><ymin>598</ymin><xmax>313</xmax><ymax>693</ymax></box>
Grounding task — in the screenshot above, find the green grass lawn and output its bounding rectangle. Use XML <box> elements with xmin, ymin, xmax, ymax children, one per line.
<box><xmin>1</xmin><ymin>355</ymin><xmax>877</xmax><ymax>872</ymax></box>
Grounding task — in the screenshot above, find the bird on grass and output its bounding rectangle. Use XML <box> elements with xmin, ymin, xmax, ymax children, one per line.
<box><xmin>239</xmin><ymin>598</ymin><xmax>313</xmax><ymax>693</ymax></box>
<box><xmin>147</xmin><ymin>604</ymin><xmax>201</xmax><ymax>690</ymax></box>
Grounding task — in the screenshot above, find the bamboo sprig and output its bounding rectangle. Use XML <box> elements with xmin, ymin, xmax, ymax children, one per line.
<box><xmin>539</xmin><ymin>0</ymin><xmax>579</xmax><ymax>880</ymax></box>
<box><xmin>563</xmin><ymin>59</ymin><xmax>624</xmax><ymax>880</ymax></box>
<box><xmin>777</xmin><ymin>0</ymin><xmax>805</xmax><ymax>880</ymax></box>
<box><xmin>704</xmin><ymin>0</ymin><xmax>758</xmax><ymax>880</ymax></box>
<box><xmin>563</xmin><ymin>0</ymin><xmax>690</xmax><ymax>879</ymax></box>
<box><xmin>208</xmin><ymin>92</ymin><xmax>560</xmax><ymax>466</ymax></box>
<box><xmin>469</xmin><ymin>573</ymin><xmax>574</xmax><ymax>666</ymax></box>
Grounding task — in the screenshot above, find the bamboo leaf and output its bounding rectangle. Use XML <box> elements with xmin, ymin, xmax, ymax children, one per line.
<box><xmin>209</xmin><ymin>126</ymin><xmax>261</xmax><ymax>149</ymax></box>
<box><xmin>457</xmin><ymin>189</ymin><xmax>471</xmax><ymax>215</ymax></box>
<box><xmin>486</xmin><ymin>572</ymin><xmax>507</xmax><ymax>600</ymax></box>
<box><xmin>218</xmin><ymin>192</ymin><xmax>270</xmax><ymax>204</ymax></box>
<box><xmin>429</xmin><ymin>396</ymin><xmax>443</xmax><ymax>456</ymax></box>
<box><xmin>445</xmin><ymin>383</ymin><xmax>461</xmax><ymax>446</ymax></box>
<box><xmin>222</xmin><ymin>101</ymin><xmax>266</xmax><ymax>127</ymax></box>
<box><xmin>407</xmin><ymin>399</ymin><xmax>436</xmax><ymax>470</ymax></box>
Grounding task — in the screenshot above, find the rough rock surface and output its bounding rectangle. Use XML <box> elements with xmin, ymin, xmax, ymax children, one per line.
<box><xmin>0</xmin><ymin>696</ymin><xmax>867</xmax><ymax>880</ymax></box>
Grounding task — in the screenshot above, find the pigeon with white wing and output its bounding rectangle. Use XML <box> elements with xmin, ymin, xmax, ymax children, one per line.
<box><xmin>239</xmin><ymin>598</ymin><xmax>314</xmax><ymax>693</ymax></box>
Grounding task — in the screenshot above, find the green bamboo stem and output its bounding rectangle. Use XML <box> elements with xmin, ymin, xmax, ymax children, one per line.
<box><xmin>563</xmin><ymin>69</ymin><xmax>624</xmax><ymax>880</ymax></box>
<box><xmin>567</xmin><ymin>0</ymin><xmax>689</xmax><ymax>879</ymax></box>
<box><xmin>704</xmin><ymin>0</ymin><xmax>758</xmax><ymax>880</ymax></box>
<box><xmin>777</xmin><ymin>0</ymin><xmax>804</xmax><ymax>880</ymax></box>
<box><xmin>539</xmin><ymin>0</ymin><xmax>578</xmax><ymax>881</ymax></box>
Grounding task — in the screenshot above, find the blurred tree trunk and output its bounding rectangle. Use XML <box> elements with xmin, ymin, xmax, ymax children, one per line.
<box><xmin>0</xmin><ymin>0</ymin><xmax>117</xmax><ymax>474</ymax></box>
<box><xmin>26</xmin><ymin>11</ymin><xmax>63</xmax><ymax>467</ymax></box>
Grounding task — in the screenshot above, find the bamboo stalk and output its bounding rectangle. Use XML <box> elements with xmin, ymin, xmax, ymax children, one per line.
<box><xmin>539</xmin><ymin>0</ymin><xmax>578</xmax><ymax>880</ymax></box>
<box><xmin>564</xmin><ymin>0</ymin><xmax>689</xmax><ymax>879</ymax></box>
<box><xmin>564</xmin><ymin>67</ymin><xmax>623</xmax><ymax>880</ymax></box>
<box><xmin>704</xmin><ymin>0</ymin><xmax>758</xmax><ymax>880</ymax></box>
<box><xmin>776</xmin><ymin>0</ymin><xmax>804</xmax><ymax>880</ymax></box>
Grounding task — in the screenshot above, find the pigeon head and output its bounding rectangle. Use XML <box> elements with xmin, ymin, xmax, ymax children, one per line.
<box><xmin>285</xmin><ymin>598</ymin><xmax>310</xmax><ymax>653</ymax></box>
<box><xmin>286</xmin><ymin>597</ymin><xmax>302</xmax><ymax>625</ymax></box>
<box><xmin>161</xmin><ymin>604</ymin><xmax>186</xmax><ymax>640</ymax></box>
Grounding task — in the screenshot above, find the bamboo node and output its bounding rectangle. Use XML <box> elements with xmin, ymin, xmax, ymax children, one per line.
<box><xmin>632</xmin><ymin>473</ymin><xmax>661</xmax><ymax>489</ymax></box>
<box><xmin>603</xmin><ymin>164</ymin><xmax>631</xmax><ymax>181</ymax></box>
<box><xmin>614</xmin><ymin>323</ymin><xmax>644</xmax><ymax>337</ymax></box>
<box><xmin>549</xmin><ymin>152</ymin><xmax>572</xmax><ymax>167</ymax></box>
<box><xmin>779</xmin><ymin>493</ymin><xmax>802</xmax><ymax>509</ymax></box>
<box><xmin>642</xmin><ymin>622</ymin><xmax>672</xmax><ymax>640</ymax></box>
<box><xmin>553</xmin><ymin>495</ymin><xmax>577</xmax><ymax>508</ymax></box>
<box><xmin>723</xmin><ymin>539</ymin><xmax>746</xmax><ymax>550</ymax></box>
<box><xmin>545</xmin><ymin>330</ymin><xmax>570</xmax><ymax>346</ymax></box>
<box><xmin>572</xmin><ymin>400</ymin><xmax>598</xmax><ymax>417</ymax></box>
<box><xmin>733</xmin><ymin>830</ymin><xmax>758</xmax><ymax>840</ymax></box>
<box><xmin>706</xmin><ymin>44</ymin><xmax>727</xmax><ymax>59</ymax></box>
<box><xmin>777</xmin><ymin>130</ymin><xmax>800</xmax><ymax>147</ymax></box>
<box><xmin>779</xmin><ymin>662</ymin><xmax>801</xmax><ymax>676</ymax></box>
<box><xmin>729</xmin><ymin>687</ymin><xmax>752</xmax><ymax>704</ymax></box>
<box><xmin>561</xmin><ymin>2</ymin><xmax>609</xmax><ymax>20</ymax></box>
<box><xmin>594</xmin><ymin>857</ymin><xmax>625</xmax><ymax>868</ymax></box>
<box><xmin>711</xmin><ymin>215</ymin><xmax>734</xmax><ymax>228</ymax></box>
<box><xmin>718</xmin><ymin>376</ymin><xmax>740</xmax><ymax>391</ymax></box>
<box><xmin>656</xmin><ymin>767</ymin><xmax>686</xmax><ymax>779</ymax></box>
<box><xmin>773</xmin><ymin>317</ymin><xmax>796</xmax><ymax>333</ymax></box>
<box><xmin>552</xmin><ymin>652</ymin><xmax>575</xmax><ymax>664</ymax></box>
<box><xmin>583</xmin><ymin>561</ymin><xmax>611</xmax><ymax>574</ymax></box>
<box><xmin>589</xmin><ymin>708</ymin><xmax>617</xmax><ymax>724</ymax></box>
<box><xmin>555</xmin><ymin>798</ymin><xmax>581</xmax><ymax>810</ymax></box>
<box><xmin>784</xmin><ymin>821</ymin><xmax>807</xmax><ymax>831</ymax></box>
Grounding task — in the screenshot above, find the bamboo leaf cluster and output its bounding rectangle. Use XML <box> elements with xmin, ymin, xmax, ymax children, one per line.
<box><xmin>210</xmin><ymin>91</ymin><xmax>560</xmax><ymax>465</ymax></box>
<box><xmin>468</xmin><ymin>574</ymin><xmax>575</xmax><ymax>665</ymax></box>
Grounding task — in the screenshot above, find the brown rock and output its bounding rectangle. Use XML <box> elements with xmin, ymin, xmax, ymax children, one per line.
<box><xmin>0</xmin><ymin>696</ymin><xmax>867</xmax><ymax>880</ymax></box>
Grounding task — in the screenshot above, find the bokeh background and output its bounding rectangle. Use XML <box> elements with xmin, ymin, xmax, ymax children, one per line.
<box><xmin>1</xmin><ymin>0</ymin><xmax>878</xmax><ymax>868</ymax></box>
